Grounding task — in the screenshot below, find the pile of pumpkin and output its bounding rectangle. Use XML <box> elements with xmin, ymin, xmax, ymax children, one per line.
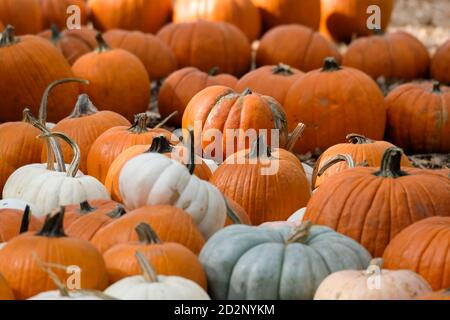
<box><xmin>0</xmin><ymin>0</ymin><xmax>449</xmax><ymax>301</ymax></box>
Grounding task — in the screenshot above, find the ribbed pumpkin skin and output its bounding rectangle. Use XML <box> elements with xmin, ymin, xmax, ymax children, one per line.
<box><xmin>284</xmin><ymin>61</ymin><xmax>386</xmax><ymax>154</ymax></box>
<box><xmin>157</xmin><ymin>21</ymin><xmax>251</xmax><ymax>77</ymax></box>
<box><xmin>0</xmin><ymin>208</ymin><xmax>42</xmax><ymax>242</ymax></box>
<box><xmin>88</xmin><ymin>0</ymin><xmax>172</xmax><ymax>33</ymax></box>
<box><xmin>384</xmin><ymin>217</ymin><xmax>450</xmax><ymax>291</ymax></box>
<box><xmin>158</xmin><ymin>67</ymin><xmax>238</xmax><ymax>126</ymax></box>
<box><xmin>40</xmin><ymin>0</ymin><xmax>88</xmax><ymax>29</ymax></box>
<box><xmin>343</xmin><ymin>31</ymin><xmax>430</xmax><ymax>81</ymax></box>
<box><xmin>0</xmin><ymin>158</ymin><xmax>14</xmax><ymax>197</ymax></box>
<box><xmin>251</xmin><ymin>0</ymin><xmax>320</xmax><ymax>31</ymax></box>
<box><xmin>182</xmin><ymin>86</ymin><xmax>289</xmax><ymax>161</ymax></box>
<box><xmin>320</xmin><ymin>0</ymin><xmax>395</xmax><ymax>43</ymax></box>
<box><xmin>386</xmin><ymin>82</ymin><xmax>450</xmax><ymax>154</ymax></box>
<box><xmin>0</xmin><ymin>34</ymin><xmax>79</xmax><ymax>122</ymax></box>
<box><xmin>304</xmin><ymin>168</ymin><xmax>450</xmax><ymax>257</ymax></box>
<box><xmin>235</xmin><ymin>65</ymin><xmax>303</xmax><ymax>105</ymax></box>
<box><xmin>431</xmin><ymin>40</ymin><xmax>450</xmax><ymax>84</ymax></box>
<box><xmin>256</xmin><ymin>25</ymin><xmax>341</xmax><ymax>72</ymax></box>
<box><xmin>199</xmin><ymin>224</ymin><xmax>371</xmax><ymax>300</ymax></box>
<box><xmin>0</xmin><ymin>0</ymin><xmax>43</xmax><ymax>35</ymax></box>
<box><xmin>38</xmin><ymin>27</ymin><xmax>97</xmax><ymax>65</ymax></box>
<box><xmin>173</xmin><ymin>0</ymin><xmax>261</xmax><ymax>42</ymax></box>
<box><xmin>103</xmin><ymin>29</ymin><xmax>177</xmax><ymax>81</ymax></box>
<box><xmin>91</xmin><ymin>205</ymin><xmax>206</xmax><ymax>255</ymax></box>
<box><xmin>0</xmin><ymin>272</ymin><xmax>14</xmax><ymax>300</ymax></box>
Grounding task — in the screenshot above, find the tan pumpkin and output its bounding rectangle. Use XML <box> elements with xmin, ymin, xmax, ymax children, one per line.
<box><xmin>431</xmin><ymin>39</ymin><xmax>450</xmax><ymax>84</ymax></box>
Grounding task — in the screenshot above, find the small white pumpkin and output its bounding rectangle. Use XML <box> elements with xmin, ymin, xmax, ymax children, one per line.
<box><xmin>287</xmin><ymin>207</ymin><xmax>306</xmax><ymax>223</ymax></box>
<box><xmin>314</xmin><ymin>258</ymin><xmax>432</xmax><ymax>300</ymax></box>
<box><xmin>105</xmin><ymin>252</ymin><xmax>210</xmax><ymax>300</ymax></box>
<box><xmin>0</xmin><ymin>198</ymin><xmax>39</xmax><ymax>214</ymax></box>
<box><xmin>29</xmin><ymin>290</ymin><xmax>109</xmax><ymax>300</ymax></box>
<box><xmin>3</xmin><ymin>132</ymin><xmax>110</xmax><ymax>216</ymax></box>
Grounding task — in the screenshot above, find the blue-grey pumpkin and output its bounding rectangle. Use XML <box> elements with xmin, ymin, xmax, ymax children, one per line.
<box><xmin>199</xmin><ymin>221</ymin><xmax>372</xmax><ymax>300</ymax></box>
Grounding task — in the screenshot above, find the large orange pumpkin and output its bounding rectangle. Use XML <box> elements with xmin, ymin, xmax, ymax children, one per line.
<box><xmin>0</xmin><ymin>208</ymin><xmax>108</xmax><ymax>299</ymax></box>
<box><xmin>38</xmin><ymin>26</ymin><xmax>97</xmax><ymax>65</ymax></box>
<box><xmin>0</xmin><ymin>206</ymin><xmax>42</xmax><ymax>242</ymax></box>
<box><xmin>251</xmin><ymin>0</ymin><xmax>320</xmax><ymax>31</ymax></box>
<box><xmin>235</xmin><ymin>64</ymin><xmax>303</xmax><ymax>105</ymax></box>
<box><xmin>173</xmin><ymin>0</ymin><xmax>261</xmax><ymax>42</ymax></box>
<box><xmin>91</xmin><ymin>205</ymin><xmax>206</xmax><ymax>255</ymax></box>
<box><xmin>384</xmin><ymin>217</ymin><xmax>450</xmax><ymax>290</ymax></box>
<box><xmin>386</xmin><ymin>81</ymin><xmax>450</xmax><ymax>154</ymax></box>
<box><xmin>103</xmin><ymin>29</ymin><xmax>177</xmax><ymax>81</ymax></box>
<box><xmin>320</xmin><ymin>0</ymin><xmax>395</xmax><ymax>43</ymax></box>
<box><xmin>40</xmin><ymin>0</ymin><xmax>88</xmax><ymax>29</ymax></box>
<box><xmin>284</xmin><ymin>57</ymin><xmax>386</xmax><ymax>154</ymax></box>
<box><xmin>343</xmin><ymin>31</ymin><xmax>430</xmax><ymax>81</ymax></box>
<box><xmin>41</xmin><ymin>94</ymin><xmax>131</xmax><ymax>173</ymax></box>
<box><xmin>256</xmin><ymin>24</ymin><xmax>341</xmax><ymax>72</ymax></box>
<box><xmin>88</xmin><ymin>0</ymin><xmax>172</xmax><ymax>33</ymax></box>
<box><xmin>86</xmin><ymin>113</ymin><xmax>177</xmax><ymax>183</ymax></box>
<box><xmin>103</xmin><ymin>223</ymin><xmax>207</xmax><ymax>289</ymax></box>
<box><xmin>157</xmin><ymin>20</ymin><xmax>251</xmax><ymax>77</ymax></box>
<box><xmin>0</xmin><ymin>272</ymin><xmax>14</xmax><ymax>300</ymax></box>
<box><xmin>431</xmin><ymin>40</ymin><xmax>450</xmax><ymax>85</ymax></box>
<box><xmin>0</xmin><ymin>25</ymin><xmax>80</xmax><ymax>122</ymax></box>
<box><xmin>72</xmin><ymin>33</ymin><xmax>150</xmax><ymax>122</ymax></box>
<box><xmin>0</xmin><ymin>157</ymin><xmax>14</xmax><ymax>197</ymax></box>
<box><xmin>304</xmin><ymin>147</ymin><xmax>450</xmax><ymax>257</ymax></box>
<box><xmin>158</xmin><ymin>67</ymin><xmax>238</xmax><ymax>127</ymax></box>
<box><xmin>0</xmin><ymin>0</ymin><xmax>43</xmax><ymax>35</ymax></box>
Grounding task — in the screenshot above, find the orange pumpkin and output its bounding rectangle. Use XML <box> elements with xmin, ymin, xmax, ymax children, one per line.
<box><xmin>0</xmin><ymin>157</ymin><xmax>14</xmax><ymax>197</ymax></box>
<box><xmin>91</xmin><ymin>205</ymin><xmax>206</xmax><ymax>255</ymax></box>
<box><xmin>312</xmin><ymin>133</ymin><xmax>412</xmax><ymax>188</ymax></box>
<box><xmin>38</xmin><ymin>26</ymin><xmax>97</xmax><ymax>65</ymax></box>
<box><xmin>0</xmin><ymin>208</ymin><xmax>108</xmax><ymax>299</ymax></box>
<box><xmin>252</xmin><ymin>0</ymin><xmax>320</xmax><ymax>31</ymax></box>
<box><xmin>224</xmin><ymin>197</ymin><xmax>251</xmax><ymax>226</ymax></box>
<box><xmin>431</xmin><ymin>39</ymin><xmax>450</xmax><ymax>85</ymax></box>
<box><xmin>173</xmin><ymin>0</ymin><xmax>261</xmax><ymax>42</ymax></box>
<box><xmin>386</xmin><ymin>81</ymin><xmax>450</xmax><ymax>154</ymax></box>
<box><xmin>256</xmin><ymin>24</ymin><xmax>341</xmax><ymax>72</ymax></box>
<box><xmin>105</xmin><ymin>136</ymin><xmax>212</xmax><ymax>203</ymax></box>
<box><xmin>320</xmin><ymin>0</ymin><xmax>395</xmax><ymax>43</ymax></box>
<box><xmin>235</xmin><ymin>64</ymin><xmax>303</xmax><ymax>104</ymax></box>
<box><xmin>304</xmin><ymin>148</ymin><xmax>450</xmax><ymax>257</ymax></box>
<box><xmin>284</xmin><ymin>57</ymin><xmax>386</xmax><ymax>154</ymax></box>
<box><xmin>103</xmin><ymin>29</ymin><xmax>177</xmax><ymax>81</ymax></box>
<box><xmin>0</xmin><ymin>272</ymin><xmax>14</xmax><ymax>300</ymax></box>
<box><xmin>0</xmin><ymin>25</ymin><xmax>80</xmax><ymax>122</ymax></box>
<box><xmin>40</xmin><ymin>0</ymin><xmax>88</xmax><ymax>29</ymax></box>
<box><xmin>0</xmin><ymin>0</ymin><xmax>43</xmax><ymax>35</ymax></box>
<box><xmin>157</xmin><ymin>20</ymin><xmax>251</xmax><ymax>77</ymax></box>
<box><xmin>0</xmin><ymin>206</ymin><xmax>42</xmax><ymax>242</ymax></box>
<box><xmin>158</xmin><ymin>67</ymin><xmax>238</xmax><ymax>127</ymax></box>
<box><xmin>103</xmin><ymin>223</ymin><xmax>207</xmax><ymax>289</ymax></box>
<box><xmin>72</xmin><ymin>33</ymin><xmax>150</xmax><ymax>122</ymax></box>
<box><xmin>41</xmin><ymin>94</ymin><xmax>130</xmax><ymax>173</ymax></box>
<box><xmin>86</xmin><ymin>113</ymin><xmax>177</xmax><ymax>183</ymax></box>
<box><xmin>343</xmin><ymin>31</ymin><xmax>430</xmax><ymax>81</ymax></box>
<box><xmin>88</xmin><ymin>0</ymin><xmax>172</xmax><ymax>33</ymax></box>
<box><xmin>384</xmin><ymin>217</ymin><xmax>450</xmax><ymax>290</ymax></box>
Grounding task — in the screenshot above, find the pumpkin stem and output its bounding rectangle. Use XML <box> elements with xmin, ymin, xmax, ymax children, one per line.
<box><xmin>286</xmin><ymin>123</ymin><xmax>306</xmax><ymax>152</ymax></box>
<box><xmin>364</xmin><ymin>258</ymin><xmax>384</xmax><ymax>276</ymax></box>
<box><xmin>19</xmin><ymin>205</ymin><xmax>31</xmax><ymax>234</ymax></box>
<box><xmin>33</xmin><ymin>253</ymin><xmax>70</xmax><ymax>297</ymax></box>
<box><xmin>286</xmin><ymin>220</ymin><xmax>312</xmax><ymax>244</ymax></box>
<box><xmin>208</xmin><ymin>66</ymin><xmax>219</xmax><ymax>76</ymax></box>
<box><xmin>136</xmin><ymin>251</ymin><xmax>158</xmax><ymax>283</ymax></box>
<box><xmin>147</xmin><ymin>136</ymin><xmax>173</xmax><ymax>154</ymax></box>
<box><xmin>272</xmin><ymin>63</ymin><xmax>294</xmax><ymax>75</ymax></box>
<box><xmin>95</xmin><ymin>32</ymin><xmax>110</xmax><ymax>53</ymax></box>
<box><xmin>50</xmin><ymin>23</ymin><xmax>61</xmax><ymax>44</ymax></box>
<box><xmin>224</xmin><ymin>196</ymin><xmax>242</xmax><ymax>225</ymax></box>
<box><xmin>0</xmin><ymin>25</ymin><xmax>19</xmax><ymax>47</ymax></box>
<box><xmin>36</xmin><ymin>207</ymin><xmax>66</xmax><ymax>238</ymax></box>
<box><xmin>135</xmin><ymin>223</ymin><xmax>161</xmax><ymax>244</ymax></box>
<box><xmin>312</xmin><ymin>154</ymin><xmax>355</xmax><ymax>188</ymax></box>
<box><xmin>248</xmin><ymin>134</ymin><xmax>271</xmax><ymax>159</ymax></box>
<box><xmin>185</xmin><ymin>129</ymin><xmax>196</xmax><ymax>175</ymax></box>
<box><xmin>69</xmin><ymin>94</ymin><xmax>98</xmax><ymax>118</ymax></box>
<box><xmin>128</xmin><ymin>113</ymin><xmax>149</xmax><ymax>134</ymax></box>
<box><xmin>432</xmin><ymin>81</ymin><xmax>441</xmax><ymax>93</ymax></box>
<box><xmin>39</xmin><ymin>132</ymin><xmax>81</xmax><ymax>178</ymax></box>
<box><xmin>374</xmin><ymin>147</ymin><xmax>407</xmax><ymax>178</ymax></box>
<box><xmin>106</xmin><ymin>205</ymin><xmax>126</xmax><ymax>218</ymax></box>
<box><xmin>346</xmin><ymin>133</ymin><xmax>372</xmax><ymax>144</ymax></box>
<box><xmin>78</xmin><ymin>201</ymin><xmax>96</xmax><ymax>214</ymax></box>
<box><xmin>153</xmin><ymin>111</ymin><xmax>178</xmax><ymax>129</ymax></box>
<box><xmin>241</xmin><ymin>88</ymin><xmax>253</xmax><ymax>96</ymax></box>
<box><xmin>321</xmin><ymin>57</ymin><xmax>342</xmax><ymax>72</ymax></box>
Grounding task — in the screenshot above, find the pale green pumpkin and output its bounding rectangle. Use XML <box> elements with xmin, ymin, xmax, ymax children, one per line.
<box><xmin>199</xmin><ymin>221</ymin><xmax>371</xmax><ymax>300</ymax></box>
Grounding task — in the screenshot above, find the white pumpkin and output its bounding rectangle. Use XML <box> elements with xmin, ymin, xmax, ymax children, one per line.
<box><xmin>105</xmin><ymin>252</ymin><xmax>210</xmax><ymax>300</ymax></box>
<box><xmin>302</xmin><ymin>163</ymin><xmax>313</xmax><ymax>188</ymax></box>
<box><xmin>203</xmin><ymin>158</ymin><xmax>218</xmax><ymax>174</ymax></box>
<box><xmin>287</xmin><ymin>207</ymin><xmax>306</xmax><ymax>223</ymax></box>
<box><xmin>29</xmin><ymin>290</ymin><xmax>109</xmax><ymax>300</ymax></box>
<box><xmin>119</xmin><ymin>152</ymin><xmax>226</xmax><ymax>239</ymax></box>
<box><xmin>0</xmin><ymin>198</ymin><xmax>39</xmax><ymax>214</ymax></box>
<box><xmin>3</xmin><ymin>132</ymin><xmax>109</xmax><ymax>216</ymax></box>
<box><xmin>314</xmin><ymin>258</ymin><xmax>432</xmax><ymax>300</ymax></box>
